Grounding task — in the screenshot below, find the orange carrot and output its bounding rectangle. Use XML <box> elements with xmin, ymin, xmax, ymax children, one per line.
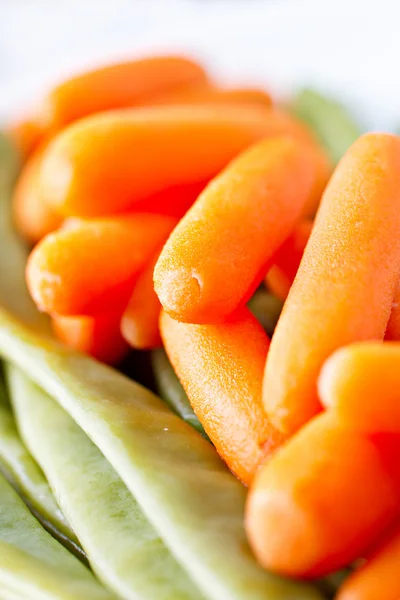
<box><xmin>131</xmin><ymin>180</ymin><xmax>208</xmax><ymax>217</ymax></box>
<box><xmin>336</xmin><ymin>525</ymin><xmax>400</xmax><ymax>600</ymax></box>
<box><xmin>148</xmin><ymin>84</ymin><xmax>272</xmax><ymax>108</ymax></box>
<box><xmin>121</xmin><ymin>252</ymin><xmax>162</xmax><ymax>350</ymax></box>
<box><xmin>263</xmin><ymin>133</ymin><xmax>400</xmax><ymax>436</ymax></box>
<box><xmin>265</xmin><ymin>219</ymin><xmax>313</xmax><ymax>300</ymax></box>
<box><xmin>26</xmin><ymin>214</ymin><xmax>177</xmax><ymax>316</ymax></box>
<box><xmin>155</xmin><ymin>137</ymin><xmax>318</xmax><ymax>323</ymax></box>
<box><xmin>38</xmin><ymin>56</ymin><xmax>208</xmax><ymax>133</ymax></box>
<box><xmin>8</xmin><ymin>118</ymin><xmax>45</xmax><ymax>160</ymax></box>
<box><xmin>39</xmin><ymin>105</ymin><xmax>330</xmax><ymax>217</ymax></box>
<box><xmin>246</xmin><ymin>412</ymin><xmax>400</xmax><ymax>578</ymax></box>
<box><xmin>160</xmin><ymin>307</ymin><xmax>284</xmax><ymax>485</ymax></box>
<box><xmin>13</xmin><ymin>146</ymin><xmax>63</xmax><ymax>244</ymax></box>
<box><xmin>52</xmin><ymin>311</ymin><xmax>129</xmax><ymax>365</ymax></box>
<box><xmin>319</xmin><ymin>342</ymin><xmax>400</xmax><ymax>433</ymax></box>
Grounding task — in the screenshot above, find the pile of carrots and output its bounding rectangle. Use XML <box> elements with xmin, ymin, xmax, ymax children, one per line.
<box><xmin>11</xmin><ymin>53</ymin><xmax>400</xmax><ymax>599</ymax></box>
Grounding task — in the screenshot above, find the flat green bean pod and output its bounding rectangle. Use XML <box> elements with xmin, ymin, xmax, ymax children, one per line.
<box><xmin>151</xmin><ymin>349</ymin><xmax>207</xmax><ymax>437</ymax></box>
<box><xmin>0</xmin><ymin>132</ymin><xmax>49</xmax><ymax>330</ymax></box>
<box><xmin>0</xmin><ymin>308</ymin><xmax>323</xmax><ymax>600</ymax></box>
<box><xmin>0</xmin><ymin>469</ymin><xmax>115</xmax><ymax>600</ymax></box>
<box><xmin>291</xmin><ymin>88</ymin><xmax>362</xmax><ymax>165</ymax></box>
<box><xmin>7</xmin><ymin>364</ymin><xmax>204</xmax><ymax>600</ymax></box>
<box><xmin>0</xmin><ymin>370</ymin><xmax>79</xmax><ymax>550</ymax></box>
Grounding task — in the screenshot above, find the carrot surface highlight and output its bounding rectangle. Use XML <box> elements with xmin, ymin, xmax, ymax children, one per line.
<box><xmin>336</xmin><ymin>525</ymin><xmax>400</xmax><ymax>600</ymax></box>
<box><xmin>26</xmin><ymin>214</ymin><xmax>177</xmax><ymax>316</ymax></box>
<box><xmin>13</xmin><ymin>146</ymin><xmax>63</xmax><ymax>244</ymax></box>
<box><xmin>160</xmin><ymin>307</ymin><xmax>284</xmax><ymax>485</ymax></box>
<box><xmin>121</xmin><ymin>252</ymin><xmax>162</xmax><ymax>350</ymax></box>
<box><xmin>319</xmin><ymin>342</ymin><xmax>400</xmax><ymax>433</ymax></box>
<box><xmin>147</xmin><ymin>84</ymin><xmax>273</xmax><ymax>108</ymax></box>
<box><xmin>263</xmin><ymin>133</ymin><xmax>400</xmax><ymax>436</ymax></box>
<box><xmin>39</xmin><ymin>105</ymin><xmax>330</xmax><ymax>217</ymax></box>
<box><xmin>155</xmin><ymin>137</ymin><xmax>317</xmax><ymax>323</ymax></box>
<box><xmin>265</xmin><ymin>219</ymin><xmax>313</xmax><ymax>301</ymax></box>
<box><xmin>246</xmin><ymin>412</ymin><xmax>400</xmax><ymax>579</ymax></box>
<box><xmin>52</xmin><ymin>311</ymin><xmax>129</xmax><ymax>365</ymax></box>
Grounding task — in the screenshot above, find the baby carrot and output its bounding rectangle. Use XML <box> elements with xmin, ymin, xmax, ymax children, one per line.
<box><xmin>263</xmin><ymin>133</ymin><xmax>400</xmax><ymax>436</ymax></box>
<box><xmin>160</xmin><ymin>307</ymin><xmax>284</xmax><ymax>485</ymax></box>
<box><xmin>336</xmin><ymin>525</ymin><xmax>400</xmax><ymax>600</ymax></box>
<box><xmin>8</xmin><ymin>118</ymin><xmax>45</xmax><ymax>160</ymax></box>
<box><xmin>319</xmin><ymin>342</ymin><xmax>400</xmax><ymax>433</ymax></box>
<box><xmin>121</xmin><ymin>252</ymin><xmax>162</xmax><ymax>350</ymax></box>
<box><xmin>148</xmin><ymin>84</ymin><xmax>272</xmax><ymax>108</ymax></box>
<box><xmin>13</xmin><ymin>146</ymin><xmax>62</xmax><ymax>244</ymax></box>
<box><xmin>38</xmin><ymin>55</ymin><xmax>208</xmax><ymax>133</ymax></box>
<box><xmin>246</xmin><ymin>412</ymin><xmax>400</xmax><ymax>578</ymax></box>
<box><xmin>52</xmin><ymin>311</ymin><xmax>129</xmax><ymax>365</ymax></box>
<box><xmin>26</xmin><ymin>214</ymin><xmax>177</xmax><ymax>316</ymax></box>
<box><xmin>265</xmin><ymin>219</ymin><xmax>313</xmax><ymax>301</ymax></box>
<box><xmin>39</xmin><ymin>105</ymin><xmax>330</xmax><ymax>217</ymax></box>
<box><xmin>155</xmin><ymin>137</ymin><xmax>317</xmax><ymax>323</ymax></box>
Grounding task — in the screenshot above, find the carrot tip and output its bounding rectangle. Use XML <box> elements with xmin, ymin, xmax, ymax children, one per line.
<box><xmin>155</xmin><ymin>267</ymin><xmax>202</xmax><ymax>321</ymax></box>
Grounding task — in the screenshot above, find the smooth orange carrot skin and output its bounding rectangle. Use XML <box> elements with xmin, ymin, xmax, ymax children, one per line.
<box><xmin>155</xmin><ymin>137</ymin><xmax>317</xmax><ymax>323</ymax></box>
<box><xmin>26</xmin><ymin>214</ymin><xmax>177</xmax><ymax>316</ymax></box>
<box><xmin>148</xmin><ymin>84</ymin><xmax>273</xmax><ymax>108</ymax></box>
<box><xmin>265</xmin><ymin>219</ymin><xmax>313</xmax><ymax>300</ymax></box>
<box><xmin>160</xmin><ymin>307</ymin><xmax>284</xmax><ymax>485</ymax></box>
<box><xmin>121</xmin><ymin>253</ymin><xmax>162</xmax><ymax>350</ymax></box>
<box><xmin>39</xmin><ymin>105</ymin><xmax>330</xmax><ymax>218</ymax></box>
<box><xmin>246</xmin><ymin>412</ymin><xmax>400</xmax><ymax>578</ymax></box>
<box><xmin>336</xmin><ymin>525</ymin><xmax>400</xmax><ymax>600</ymax></box>
<box><xmin>8</xmin><ymin>118</ymin><xmax>45</xmax><ymax>160</ymax></box>
<box><xmin>38</xmin><ymin>56</ymin><xmax>208</xmax><ymax>132</ymax></box>
<box><xmin>52</xmin><ymin>311</ymin><xmax>129</xmax><ymax>365</ymax></box>
<box><xmin>319</xmin><ymin>342</ymin><xmax>400</xmax><ymax>433</ymax></box>
<box><xmin>131</xmin><ymin>180</ymin><xmax>208</xmax><ymax>217</ymax></box>
<box><xmin>13</xmin><ymin>146</ymin><xmax>63</xmax><ymax>244</ymax></box>
<box><xmin>263</xmin><ymin>133</ymin><xmax>400</xmax><ymax>436</ymax></box>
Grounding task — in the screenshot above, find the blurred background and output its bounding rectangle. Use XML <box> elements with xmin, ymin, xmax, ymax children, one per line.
<box><xmin>1</xmin><ymin>0</ymin><xmax>400</xmax><ymax>128</ymax></box>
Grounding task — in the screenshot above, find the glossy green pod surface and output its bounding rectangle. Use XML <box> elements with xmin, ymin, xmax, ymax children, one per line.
<box><xmin>7</xmin><ymin>364</ymin><xmax>204</xmax><ymax>600</ymax></box>
<box><xmin>0</xmin><ymin>469</ymin><xmax>115</xmax><ymax>600</ymax></box>
<box><xmin>151</xmin><ymin>349</ymin><xmax>207</xmax><ymax>436</ymax></box>
<box><xmin>0</xmin><ymin>370</ymin><xmax>76</xmax><ymax>544</ymax></box>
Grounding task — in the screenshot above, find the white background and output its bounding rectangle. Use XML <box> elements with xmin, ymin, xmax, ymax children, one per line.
<box><xmin>1</xmin><ymin>0</ymin><xmax>400</xmax><ymax>129</ymax></box>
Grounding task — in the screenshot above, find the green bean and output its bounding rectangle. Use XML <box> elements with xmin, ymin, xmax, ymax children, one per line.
<box><xmin>151</xmin><ymin>349</ymin><xmax>207</xmax><ymax>437</ymax></box>
<box><xmin>6</xmin><ymin>364</ymin><xmax>204</xmax><ymax>600</ymax></box>
<box><xmin>0</xmin><ymin>368</ymin><xmax>80</xmax><ymax>553</ymax></box>
<box><xmin>247</xmin><ymin>289</ymin><xmax>283</xmax><ymax>337</ymax></box>
<box><xmin>0</xmin><ymin>308</ymin><xmax>323</xmax><ymax>600</ymax></box>
<box><xmin>290</xmin><ymin>88</ymin><xmax>362</xmax><ymax>164</ymax></box>
<box><xmin>0</xmin><ymin>132</ymin><xmax>49</xmax><ymax>331</ymax></box>
<box><xmin>0</xmin><ymin>469</ymin><xmax>115</xmax><ymax>599</ymax></box>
